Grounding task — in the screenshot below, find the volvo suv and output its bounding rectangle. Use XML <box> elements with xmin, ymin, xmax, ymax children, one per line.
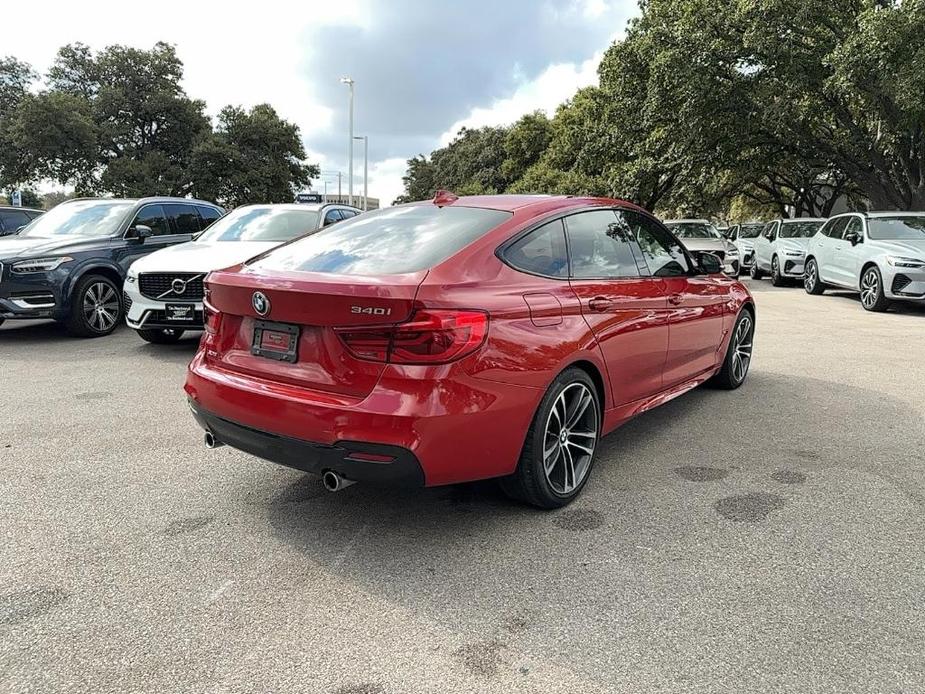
<box><xmin>726</xmin><ymin>222</ymin><xmax>766</xmax><ymax>275</ymax></box>
<box><xmin>804</xmin><ymin>212</ymin><xmax>925</xmax><ymax>311</ymax></box>
<box><xmin>750</xmin><ymin>218</ymin><xmax>825</xmax><ymax>286</ymax></box>
<box><xmin>0</xmin><ymin>197</ymin><xmax>223</xmax><ymax>336</ymax></box>
<box><xmin>125</xmin><ymin>203</ymin><xmax>359</xmax><ymax>343</ymax></box>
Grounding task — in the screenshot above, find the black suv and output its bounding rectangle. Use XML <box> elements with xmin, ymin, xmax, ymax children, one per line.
<box><xmin>0</xmin><ymin>197</ymin><xmax>224</xmax><ymax>337</ymax></box>
<box><xmin>0</xmin><ymin>206</ymin><xmax>44</xmax><ymax>237</ymax></box>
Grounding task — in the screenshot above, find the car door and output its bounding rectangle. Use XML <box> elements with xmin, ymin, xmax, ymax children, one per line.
<box><xmin>832</xmin><ymin>216</ymin><xmax>865</xmax><ymax>288</ymax></box>
<box><xmin>564</xmin><ymin>209</ymin><xmax>669</xmax><ymax>406</ymax></box>
<box><xmin>817</xmin><ymin>217</ymin><xmax>849</xmax><ymax>285</ymax></box>
<box><xmin>752</xmin><ymin>222</ymin><xmax>772</xmax><ymax>271</ymax></box>
<box><xmin>112</xmin><ymin>203</ymin><xmax>178</xmax><ymax>273</ymax></box>
<box><xmin>631</xmin><ymin>214</ymin><xmax>727</xmax><ymax>388</ymax></box>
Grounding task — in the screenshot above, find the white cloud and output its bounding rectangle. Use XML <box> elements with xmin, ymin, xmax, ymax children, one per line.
<box><xmin>438</xmin><ymin>52</ymin><xmax>603</xmax><ymax>146</ymax></box>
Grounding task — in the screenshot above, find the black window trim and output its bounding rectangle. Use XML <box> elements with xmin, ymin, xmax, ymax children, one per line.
<box><xmin>496</xmin><ymin>205</ymin><xmax>698</xmax><ymax>282</ymax></box>
<box><xmin>122</xmin><ymin>202</ymin><xmax>180</xmax><ymax>239</ymax></box>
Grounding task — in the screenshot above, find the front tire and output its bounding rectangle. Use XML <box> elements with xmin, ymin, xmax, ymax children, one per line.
<box><xmin>860</xmin><ymin>266</ymin><xmax>890</xmax><ymax>312</ymax></box>
<box><xmin>804</xmin><ymin>258</ymin><xmax>825</xmax><ymax>294</ymax></box>
<box><xmin>750</xmin><ymin>261</ymin><xmax>763</xmax><ymax>280</ymax></box>
<box><xmin>501</xmin><ymin>368</ymin><xmax>601</xmax><ymax>509</ymax></box>
<box><xmin>710</xmin><ymin>309</ymin><xmax>754</xmax><ymax>390</ymax></box>
<box><xmin>136</xmin><ymin>327</ymin><xmax>185</xmax><ymax>344</ymax></box>
<box><xmin>770</xmin><ymin>256</ymin><xmax>786</xmax><ymax>286</ymax></box>
<box><xmin>64</xmin><ymin>274</ymin><xmax>122</xmax><ymax>337</ymax></box>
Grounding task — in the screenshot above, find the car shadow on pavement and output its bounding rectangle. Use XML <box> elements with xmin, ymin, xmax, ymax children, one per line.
<box><xmin>0</xmin><ymin>319</ymin><xmax>72</xmax><ymax>343</ymax></box>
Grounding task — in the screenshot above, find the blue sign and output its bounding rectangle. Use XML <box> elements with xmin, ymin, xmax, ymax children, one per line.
<box><xmin>11</xmin><ymin>190</ymin><xmax>22</xmax><ymax>207</ymax></box>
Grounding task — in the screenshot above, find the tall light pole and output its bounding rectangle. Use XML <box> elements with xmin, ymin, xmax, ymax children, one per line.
<box><xmin>340</xmin><ymin>77</ymin><xmax>355</xmax><ymax>207</ymax></box>
<box><xmin>354</xmin><ymin>135</ymin><xmax>368</xmax><ymax>211</ymax></box>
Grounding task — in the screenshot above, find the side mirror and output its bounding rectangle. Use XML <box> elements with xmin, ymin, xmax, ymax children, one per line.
<box><xmin>696</xmin><ymin>251</ymin><xmax>723</xmax><ymax>274</ymax></box>
<box><xmin>128</xmin><ymin>224</ymin><xmax>153</xmax><ymax>242</ymax></box>
<box><xmin>845</xmin><ymin>231</ymin><xmax>862</xmax><ymax>246</ymax></box>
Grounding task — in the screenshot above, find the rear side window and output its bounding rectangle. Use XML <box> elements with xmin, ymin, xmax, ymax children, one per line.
<box><xmin>251</xmin><ymin>205</ymin><xmax>512</xmax><ymax>275</ymax></box>
<box><xmin>196</xmin><ymin>205</ymin><xmax>223</xmax><ymax>229</ymax></box>
<box><xmin>504</xmin><ymin>219</ymin><xmax>568</xmax><ymax>278</ymax></box>
<box><xmin>165</xmin><ymin>203</ymin><xmax>201</xmax><ymax>234</ymax></box>
<box><xmin>565</xmin><ymin>210</ymin><xmax>640</xmax><ymax>279</ymax></box>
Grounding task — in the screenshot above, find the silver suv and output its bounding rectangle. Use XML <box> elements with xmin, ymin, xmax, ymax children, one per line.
<box><xmin>804</xmin><ymin>212</ymin><xmax>925</xmax><ymax>312</ymax></box>
<box><xmin>727</xmin><ymin>222</ymin><xmax>765</xmax><ymax>275</ymax></box>
<box><xmin>750</xmin><ymin>218</ymin><xmax>825</xmax><ymax>286</ymax></box>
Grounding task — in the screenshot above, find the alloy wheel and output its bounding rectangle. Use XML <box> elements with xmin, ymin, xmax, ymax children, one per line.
<box><xmin>860</xmin><ymin>269</ymin><xmax>880</xmax><ymax>309</ymax></box>
<box><xmin>772</xmin><ymin>257</ymin><xmax>780</xmax><ymax>282</ymax></box>
<box><xmin>804</xmin><ymin>261</ymin><xmax>817</xmax><ymax>292</ymax></box>
<box><xmin>731</xmin><ymin>313</ymin><xmax>754</xmax><ymax>384</ymax></box>
<box><xmin>542</xmin><ymin>383</ymin><xmax>599</xmax><ymax>495</ymax></box>
<box><xmin>83</xmin><ymin>282</ymin><xmax>119</xmax><ymax>332</ymax></box>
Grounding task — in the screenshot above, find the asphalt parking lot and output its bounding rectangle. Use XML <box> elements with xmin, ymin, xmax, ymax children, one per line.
<box><xmin>2</xmin><ymin>281</ymin><xmax>924</xmax><ymax>694</ymax></box>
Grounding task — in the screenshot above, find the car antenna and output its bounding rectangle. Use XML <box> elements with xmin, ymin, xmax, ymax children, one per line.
<box><xmin>433</xmin><ymin>190</ymin><xmax>459</xmax><ymax>207</ymax></box>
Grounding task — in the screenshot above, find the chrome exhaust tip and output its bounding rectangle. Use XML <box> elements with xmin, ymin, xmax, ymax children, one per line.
<box><xmin>204</xmin><ymin>431</ymin><xmax>224</xmax><ymax>449</ymax></box>
<box><xmin>322</xmin><ymin>470</ymin><xmax>356</xmax><ymax>492</ymax></box>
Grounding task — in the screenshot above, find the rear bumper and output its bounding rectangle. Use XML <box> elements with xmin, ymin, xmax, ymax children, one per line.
<box><xmin>189</xmin><ymin>401</ymin><xmax>425</xmax><ymax>486</ymax></box>
<box><xmin>184</xmin><ymin>352</ymin><xmax>541</xmax><ymax>487</ymax></box>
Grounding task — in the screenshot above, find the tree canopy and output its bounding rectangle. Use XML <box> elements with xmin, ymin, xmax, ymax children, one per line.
<box><xmin>397</xmin><ymin>0</ymin><xmax>925</xmax><ymax>219</ymax></box>
<box><xmin>0</xmin><ymin>42</ymin><xmax>317</xmax><ymax>207</ymax></box>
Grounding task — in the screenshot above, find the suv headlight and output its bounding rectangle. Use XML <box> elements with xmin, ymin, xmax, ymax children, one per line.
<box><xmin>725</xmin><ymin>247</ymin><xmax>738</xmax><ymax>256</ymax></box>
<box><xmin>11</xmin><ymin>256</ymin><xmax>74</xmax><ymax>274</ymax></box>
<box><xmin>886</xmin><ymin>256</ymin><xmax>925</xmax><ymax>269</ymax></box>
<box><xmin>784</xmin><ymin>250</ymin><xmax>805</xmax><ymax>257</ymax></box>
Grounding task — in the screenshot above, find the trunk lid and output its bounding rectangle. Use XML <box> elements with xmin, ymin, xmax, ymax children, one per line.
<box><xmin>204</xmin><ymin>265</ymin><xmax>427</xmax><ymax>399</ymax></box>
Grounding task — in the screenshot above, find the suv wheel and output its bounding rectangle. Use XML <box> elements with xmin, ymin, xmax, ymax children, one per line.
<box><xmin>65</xmin><ymin>274</ymin><xmax>122</xmax><ymax>337</ymax></box>
<box><xmin>804</xmin><ymin>258</ymin><xmax>825</xmax><ymax>295</ymax></box>
<box><xmin>501</xmin><ymin>368</ymin><xmax>601</xmax><ymax>509</ymax></box>
<box><xmin>710</xmin><ymin>309</ymin><xmax>754</xmax><ymax>389</ymax></box>
<box><xmin>750</xmin><ymin>261</ymin><xmax>763</xmax><ymax>280</ymax></box>
<box><xmin>770</xmin><ymin>256</ymin><xmax>786</xmax><ymax>286</ymax></box>
<box><xmin>860</xmin><ymin>266</ymin><xmax>890</xmax><ymax>312</ymax></box>
<box><xmin>136</xmin><ymin>327</ymin><xmax>185</xmax><ymax>344</ymax></box>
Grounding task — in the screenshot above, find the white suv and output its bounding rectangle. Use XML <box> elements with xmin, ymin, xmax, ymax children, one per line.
<box><xmin>124</xmin><ymin>203</ymin><xmax>359</xmax><ymax>343</ymax></box>
<box><xmin>750</xmin><ymin>218</ymin><xmax>825</xmax><ymax>286</ymax></box>
<box><xmin>804</xmin><ymin>211</ymin><xmax>925</xmax><ymax>312</ymax></box>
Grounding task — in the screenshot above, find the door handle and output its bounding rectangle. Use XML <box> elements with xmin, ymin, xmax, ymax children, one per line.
<box><xmin>588</xmin><ymin>296</ymin><xmax>612</xmax><ymax>312</ymax></box>
<box><xmin>668</xmin><ymin>293</ymin><xmax>683</xmax><ymax>306</ymax></box>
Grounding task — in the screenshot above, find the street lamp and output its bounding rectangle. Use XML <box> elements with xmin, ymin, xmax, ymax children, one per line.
<box><xmin>340</xmin><ymin>77</ymin><xmax>355</xmax><ymax>207</ymax></box>
<box><xmin>353</xmin><ymin>135</ymin><xmax>368</xmax><ymax>211</ymax></box>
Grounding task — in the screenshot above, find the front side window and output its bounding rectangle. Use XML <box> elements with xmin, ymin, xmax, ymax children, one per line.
<box><xmin>629</xmin><ymin>212</ymin><xmax>691</xmax><ymax>277</ymax></box>
<box><xmin>843</xmin><ymin>217</ymin><xmax>864</xmax><ymax>239</ymax></box>
<box><xmin>824</xmin><ymin>217</ymin><xmax>849</xmax><ymax>239</ymax></box>
<box><xmin>504</xmin><ymin>219</ymin><xmax>568</xmax><ymax>278</ymax></box>
<box><xmin>565</xmin><ymin>210</ymin><xmax>640</xmax><ymax>279</ymax></box>
<box><xmin>18</xmin><ymin>200</ymin><xmax>134</xmax><ymax>238</ymax></box>
<box><xmin>132</xmin><ymin>205</ymin><xmax>171</xmax><ymax>236</ymax></box>
<box><xmin>867</xmin><ymin>216</ymin><xmax>925</xmax><ymax>240</ymax></box>
<box><xmin>197</xmin><ymin>207</ymin><xmax>322</xmax><ymax>243</ymax></box>
<box><xmin>251</xmin><ymin>204</ymin><xmax>512</xmax><ymax>276</ymax></box>
<box><xmin>780</xmin><ymin>221</ymin><xmax>823</xmax><ymax>238</ymax></box>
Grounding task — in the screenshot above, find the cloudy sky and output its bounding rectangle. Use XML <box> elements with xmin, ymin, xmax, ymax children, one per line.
<box><xmin>6</xmin><ymin>0</ymin><xmax>638</xmax><ymax>205</ymax></box>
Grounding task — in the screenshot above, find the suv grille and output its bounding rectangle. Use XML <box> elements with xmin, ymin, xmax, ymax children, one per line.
<box><xmin>139</xmin><ymin>273</ymin><xmax>205</xmax><ymax>301</ymax></box>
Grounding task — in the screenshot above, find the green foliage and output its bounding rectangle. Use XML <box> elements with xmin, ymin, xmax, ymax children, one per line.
<box><xmin>0</xmin><ymin>43</ymin><xmax>317</xmax><ymax>204</ymax></box>
<box><xmin>190</xmin><ymin>105</ymin><xmax>318</xmax><ymax>207</ymax></box>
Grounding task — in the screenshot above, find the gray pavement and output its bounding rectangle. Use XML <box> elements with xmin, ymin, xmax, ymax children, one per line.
<box><xmin>1</xmin><ymin>280</ymin><xmax>924</xmax><ymax>693</ymax></box>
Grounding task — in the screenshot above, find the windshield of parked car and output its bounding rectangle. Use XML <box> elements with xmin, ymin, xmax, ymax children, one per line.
<box><xmin>666</xmin><ymin>222</ymin><xmax>721</xmax><ymax>239</ymax></box>
<box><xmin>249</xmin><ymin>204</ymin><xmax>512</xmax><ymax>275</ymax></box>
<box><xmin>780</xmin><ymin>221</ymin><xmax>823</xmax><ymax>238</ymax></box>
<box><xmin>197</xmin><ymin>207</ymin><xmax>321</xmax><ymax>243</ymax></box>
<box><xmin>867</xmin><ymin>216</ymin><xmax>925</xmax><ymax>240</ymax></box>
<box><xmin>18</xmin><ymin>200</ymin><xmax>134</xmax><ymax>238</ymax></box>
<box><xmin>739</xmin><ymin>224</ymin><xmax>764</xmax><ymax>239</ymax></box>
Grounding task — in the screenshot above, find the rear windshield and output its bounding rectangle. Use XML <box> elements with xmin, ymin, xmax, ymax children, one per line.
<box><xmin>249</xmin><ymin>205</ymin><xmax>512</xmax><ymax>275</ymax></box>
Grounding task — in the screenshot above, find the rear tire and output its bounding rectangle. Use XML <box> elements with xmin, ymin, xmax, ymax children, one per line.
<box><xmin>136</xmin><ymin>327</ymin><xmax>185</xmax><ymax>344</ymax></box>
<box><xmin>750</xmin><ymin>261</ymin><xmax>763</xmax><ymax>280</ymax></box>
<box><xmin>64</xmin><ymin>274</ymin><xmax>122</xmax><ymax>338</ymax></box>
<box><xmin>500</xmin><ymin>367</ymin><xmax>601</xmax><ymax>509</ymax></box>
<box><xmin>804</xmin><ymin>258</ymin><xmax>826</xmax><ymax>294</ymax></box>
<box><xmin>710</xmin><ymin>309</ymin><xmax>754</xmax><ymax>390</ymax></box>
<box><xmin>770</xmin><ymin>256</ymin><xmax>786</xmax><ymax>286</ymax></box>
<box><xmin>860</xmin><ymin>266</ymin><xmax>890</xmax><ymax>312</ymax></box>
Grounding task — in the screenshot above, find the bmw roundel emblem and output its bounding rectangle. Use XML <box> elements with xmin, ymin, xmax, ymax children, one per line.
<box><xmin>252</xmin><ymin>291</ymin><xmax>270</xmax><ymax>316</ymax></box>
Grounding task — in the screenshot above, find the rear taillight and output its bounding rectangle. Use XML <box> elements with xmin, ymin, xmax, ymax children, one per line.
<box><xmin>336</xmin><ymin>309</ymin><xmax>488</xmax><ymax>365</ymax></box>
<box><xmin>203</xmin><ymin>299</ymin><xmax>222</xmax><ymax>335</ymax></box>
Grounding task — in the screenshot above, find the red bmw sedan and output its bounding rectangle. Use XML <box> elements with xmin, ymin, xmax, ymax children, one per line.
<box><xmin>185</xmin><ymin>193</ymin><xmax>754</xmax><ymax>508</ymax></box>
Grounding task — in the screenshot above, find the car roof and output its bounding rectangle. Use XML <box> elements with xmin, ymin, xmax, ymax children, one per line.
<box><xmin>236</xmin><ymin>203</ymin><xmax>359</xmax><ymax>212</ymax></box>
<box><xmin>0</xmin><ymin>205</ymin><xmax>43</xmax><ymax>213</ymax></box>
<box><xmin>664</xmin><ymin>219</ymin><xmax>711</xmax><ymax>224</ymax></box>
<box><xmin>861</xmin><ymin>210</ymin><xmax>925</xmax><ymax>218</ymax></box>
<box><xmin>406</xmin><ymin>193</ymin><xmax>649</xmax><ymax>218</ymax></box>
<box><xmin>782</xmin><ymin>217</ymin><xmax>826</xmax><ymax>222</ymax></box>
<box><xmin>64</xmin><ymin>196</ymin><xmax>223</xmax><ymax>208</ymax></box>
